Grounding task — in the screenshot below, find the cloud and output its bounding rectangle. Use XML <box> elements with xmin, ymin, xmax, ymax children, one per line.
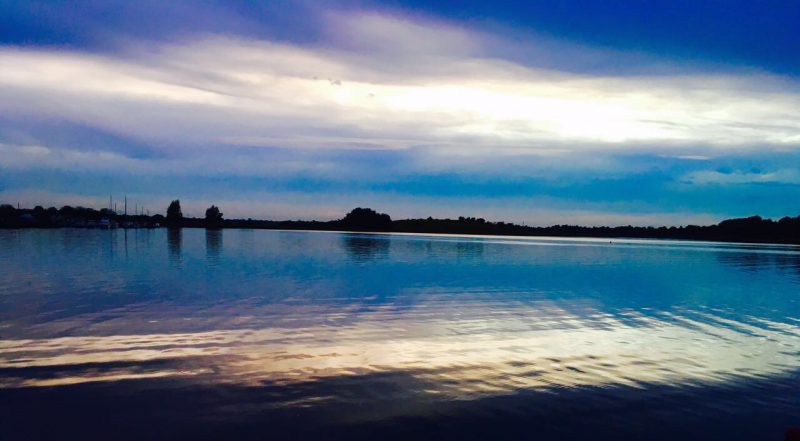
<box><xmin>1</xmin><ymin>8</ymin><xmax>799</xmax><ymax>222</ymax></box>
<box><xmin>1</xmin><ymin>12</ymin><xmax>799</xmax><ymax>162</ymax></box>
<box><xmin>0</xmin><ymin>142</ymin><xmax>349</xmax><ymax>178</ymax></box>
<box><xmin>325</xmin><ymin>11</ymin><xmax>482</xmax><ymax>57</ymax></box>
<box><xmin>683</xmin><ymin>169</ymin><xmax>800</xmax><ymax>185</ymax></box>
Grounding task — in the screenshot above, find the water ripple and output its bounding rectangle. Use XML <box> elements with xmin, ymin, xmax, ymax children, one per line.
<box><xmin>2</xmin><ymin>229</ymin><xmax>800</xmax><ymax>439</ymax></box>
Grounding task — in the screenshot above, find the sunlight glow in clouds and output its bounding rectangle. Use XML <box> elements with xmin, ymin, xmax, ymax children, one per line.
<box><xmin>1</xmin><ymin>14</ymin><xmax>799</xmax><ymax>155</ymax></box>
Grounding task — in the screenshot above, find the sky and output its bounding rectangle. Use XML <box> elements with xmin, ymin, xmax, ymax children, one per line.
<box><xmin>1</xmin><ymin>0</ymin><xmax>799</xmax><ymax>225</ymax></box>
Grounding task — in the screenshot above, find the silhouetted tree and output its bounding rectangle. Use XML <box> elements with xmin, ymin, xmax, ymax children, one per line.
<box><xmin>0</xmin><ymin>204</ymin><xmax>15</xmax><ymax>216</ymax></box>
<box><xmin>205</xmin><ymin>205</ymin><xmax>223</xmax><ymax>229</ymax></box>
<box><xmin>31</xmin><ymin>206</ymin><xmax>47</xmax><ymax>224</ymax></box>
<box><xmin>339</xmin><ymin>207</ymin><xmax>392</xmax><ymax>231</ymax></box>
<box><xmin>0</xmin><ymin>204</ymin><xmax>16</xmax><ymax>225</ymax></box>
<box><xmin>166</xmin><ymin>200</ymin><xmax>183</xmax><ymax>227</ymax></box>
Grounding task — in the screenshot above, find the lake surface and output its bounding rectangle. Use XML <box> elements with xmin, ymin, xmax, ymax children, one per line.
<box><xmin>1</xmin><ymin>228</ymin><xmax>800</xmax><ymax>440</ymax></box>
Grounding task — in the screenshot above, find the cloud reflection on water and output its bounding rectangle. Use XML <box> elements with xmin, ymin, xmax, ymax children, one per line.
<box><xmin>2</xmin><ymin>299</ymin><xmax>798</xmax><ymax>402</ymax></box>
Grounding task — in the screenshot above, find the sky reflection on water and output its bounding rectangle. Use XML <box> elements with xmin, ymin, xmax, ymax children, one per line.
<box><xmin>1</xmin><ymin>229</ymin><xmax>799</xmax><ymax>440</ymax></box>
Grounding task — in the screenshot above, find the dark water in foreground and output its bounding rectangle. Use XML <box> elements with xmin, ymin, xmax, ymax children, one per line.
<box><xmin>1</xmin><ymin>228</ymin><xmax>800</xmax><ymax>440</ymax></box>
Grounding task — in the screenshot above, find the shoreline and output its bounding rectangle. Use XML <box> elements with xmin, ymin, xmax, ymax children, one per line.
<box><xmin>2</xmin><ymin>204</ymin><xmax>799</xmax><ymax>245</ymax></box>
<box><xmin>4</xmin><ymin>224</ymin><xmax>800</xmax><ymax>247</ymax></box>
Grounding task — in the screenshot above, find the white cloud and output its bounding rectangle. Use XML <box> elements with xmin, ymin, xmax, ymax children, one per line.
<box><xmin>657</xmin><ymin>154</ymin><xmax>713</xmax><ymax>161</ymax></box>
<box><xmin>683</xmin><ymin>169</ymin><xmax>800</xmax><ymax>185</ymax></box>
<box><xmin>0</xmin><ymin>142</ymin><xmax>343</xmax><ymax>178</ymax></box>
<box><xmin>0</xmin><ymin>10</ymin><xmax>799</xmax><ymax>166</ymax></box>
<box><xmin>324</xmin><ymin>11</ymin><xmax>481</xmax><ymax>57</ymax></box>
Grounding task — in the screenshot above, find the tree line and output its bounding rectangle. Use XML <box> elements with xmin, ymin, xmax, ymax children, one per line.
<box><xmin>1</xmin><ymin>201</ymin><xmax>799</xmax><ymax>245</ymax></box>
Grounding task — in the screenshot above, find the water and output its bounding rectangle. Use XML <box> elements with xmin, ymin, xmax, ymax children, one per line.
<box><xmin>1</xmin><ymin>228</ymin><xmax>799</xmax><ymax>440</ymax></box>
